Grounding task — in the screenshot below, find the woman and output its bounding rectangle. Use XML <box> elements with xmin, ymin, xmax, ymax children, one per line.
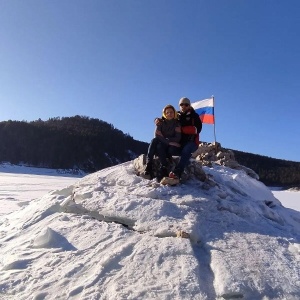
<box><xmin>144</xmin><ymin>104</ymin><xmax>181</xmax><ymax>181</ymax></box>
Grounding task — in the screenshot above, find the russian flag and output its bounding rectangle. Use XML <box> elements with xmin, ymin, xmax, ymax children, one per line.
<box><xmin>191</xmin><ymin>97</ymin><xmax>215</xmax><ymax>124</ymax></box>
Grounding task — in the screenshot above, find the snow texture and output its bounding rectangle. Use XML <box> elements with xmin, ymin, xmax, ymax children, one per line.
<box><xmin>0</xmin><ymin>161</ymin><xmax>299</xmax><ymax>300</ymax></box>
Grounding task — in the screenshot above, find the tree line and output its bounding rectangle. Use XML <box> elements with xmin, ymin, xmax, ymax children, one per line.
<box><xmin>0</xmin><ymin>116</ymin><xmax>299</xmax><ymax>187</ymax></box>
<box><xmin>232</xmin><ymin>150</ymin><xmax>300</xmax><ymax>187</ymax></box>
<box><xmin>0</xmin><ymin>116</ymin><xmax>148</xmax><ymax>172</ymax></box>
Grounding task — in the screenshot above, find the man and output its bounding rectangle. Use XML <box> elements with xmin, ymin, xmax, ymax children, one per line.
<box><xmin>169</xmin><ymin>97</ymin><xmax>202</xmax><ymax>179</ymax></box>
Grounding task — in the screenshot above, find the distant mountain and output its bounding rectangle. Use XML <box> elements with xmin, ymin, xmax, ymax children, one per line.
<box><xmin>0</xmin><ymin>116</ymin><xmax>148</xmax><ymax>172</ymax></box>
<box><xmin>0</xmin><ymin>116</ymin><xmax>299</xmax><ymax>187</ymax></box>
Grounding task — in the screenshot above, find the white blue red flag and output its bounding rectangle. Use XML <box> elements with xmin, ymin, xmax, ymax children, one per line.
<box><xmin>191</xmin><ymin>97</ymin><xmax>215</xmax><ymax>124</ymax></box>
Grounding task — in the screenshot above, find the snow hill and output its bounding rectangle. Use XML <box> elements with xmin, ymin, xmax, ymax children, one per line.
<box><xmin>0</xmin><ymin>161</ymin><xmax>299</xmax><ymax>300</ymax></box>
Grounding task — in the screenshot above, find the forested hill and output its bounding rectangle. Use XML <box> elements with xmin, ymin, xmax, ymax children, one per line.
<box><xmin>0</xmin><ymin>116</ymin><xmax>148</xmax><ymax>172</ymax></box>
<box><xmin>231</xmin><ymin>149</ymin><xmax>300</xmax><ymax>188</ymax></box>
<box><xmin>0</xmin><ymin>116</ymin><xmax>299</xmax><ymax>187</ymax></box>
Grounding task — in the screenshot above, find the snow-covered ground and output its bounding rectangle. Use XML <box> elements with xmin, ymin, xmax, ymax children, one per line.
<box><xmin>0</xmin><ymin>162</ymin><xmax>299</xmax><ymax>299</ymax></box>
<box><xmin>271</xmin><ymin>188</ymin><xmax>300</xmax><ymax>212</ymax></box>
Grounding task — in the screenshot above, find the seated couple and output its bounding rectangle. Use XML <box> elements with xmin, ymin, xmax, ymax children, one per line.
<box><xmin>144</xmin><ymin>97</ymin><xmax>202</xmax><ymax>182</ymax></box>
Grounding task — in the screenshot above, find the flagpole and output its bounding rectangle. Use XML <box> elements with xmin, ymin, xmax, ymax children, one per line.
<box><xmin>212</xmin><ymin>95</ymin><xmax>217</xmax><ymax>152</ymax></box>
<box><xmin>212</xmin><ymin>96</ymin><xmax>216</xmax><ymax>142</ymax></box>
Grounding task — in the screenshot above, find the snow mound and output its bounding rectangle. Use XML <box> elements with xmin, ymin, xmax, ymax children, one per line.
<box><xmin>0</xmin><ymin>161</ymin><xmax>299</xmax><ymax>300</ymax></box>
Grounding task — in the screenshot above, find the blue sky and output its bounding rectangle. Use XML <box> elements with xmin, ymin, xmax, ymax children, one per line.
<box><xmin>1</xmin><ymin>0</ymin><xmax>299</xmax><ymax>162</ymax></box>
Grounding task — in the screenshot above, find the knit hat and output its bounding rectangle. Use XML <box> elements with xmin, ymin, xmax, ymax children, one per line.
<box><xmin>162</xmin><ymin>104</ymin><xmax>177</xmax><ymax>119</ymax></box>
<box><xmin>179</xmin><ymin>97</ymin><xmax>191</xmax><ymax>105</ymax></box>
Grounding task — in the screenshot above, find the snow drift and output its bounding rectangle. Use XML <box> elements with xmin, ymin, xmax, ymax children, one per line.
<box><xmin>0</xmin><ymin>161</ymin><xmax>299</xmax><ymax>300</ymax></box>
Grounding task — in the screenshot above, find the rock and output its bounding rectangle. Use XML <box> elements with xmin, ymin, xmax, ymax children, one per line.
<box><xmin>133</xmin><ymin>155</ymin><xmax>206</xmax><ymax>183</ymax></box>
<box><xmin>133</xmin><ymin>141</ymin><xmax>259</xmax><ymax>184</ymax></box>
<box><xmin>176</xmin><ymin>230</ymin><xmax>190</xmax><ymax>239</ymax></box>
<box><xmin>194</xmin><ymin>142</ymin><xmax>259</xmax><ymax>180</ymax></box>
<box><xmin>134</xmin><ymin>154</ymin><xmax>177</xmax><ymax>180</ymax></box>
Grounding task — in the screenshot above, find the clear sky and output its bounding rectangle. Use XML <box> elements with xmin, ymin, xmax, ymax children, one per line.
<box><xmin>1</xmin><ymin>0</ymin><xmax>299</xmax><ymax>162</ymax></box>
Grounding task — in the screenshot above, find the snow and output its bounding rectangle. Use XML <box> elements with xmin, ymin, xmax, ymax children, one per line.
<box><xmin>271</xmin><ymin>189</ymin><xmax>300</xmax><ymax>212</ymax></box>
<box><xmin>0</xmin><ymin>162</ymin><xmax>299</xmax><ymax>300</ymax></box>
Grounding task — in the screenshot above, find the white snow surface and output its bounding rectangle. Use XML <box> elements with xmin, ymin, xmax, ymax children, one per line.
<box><xmin>0</xmin><ymin>161</ymin><xmax>299</xmax><ymax>300</ymax></box>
